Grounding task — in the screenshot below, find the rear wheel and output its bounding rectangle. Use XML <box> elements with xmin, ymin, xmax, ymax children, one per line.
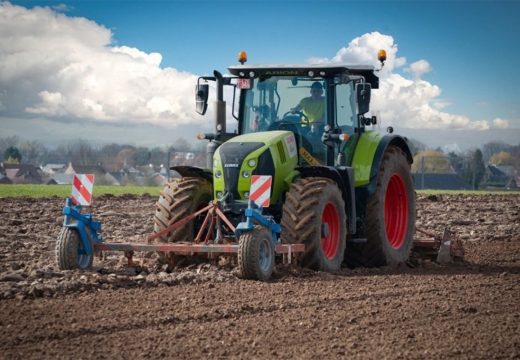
<box><xmin>353</xmin><ymin>146</ymin><xmax>415</xmax><ymax>267</ymax></box>
<box><xmin>281</xmin><ymin>177</ymin><xmax>346</xmax><ymax>271</ymax></box>
<box><xmin>238</xmin><ymin>226</ymin><xmax>274</xmax><ymax>281</ymax></box>
<box><xmin>56</xmin><ymin>227</ymin><xmax>93</xmax><ymax>270</ymax></box>
<box><xmin>153</xmin><ymin>177</ymin><xmax>212</xmax><ymax>266</ymax></box>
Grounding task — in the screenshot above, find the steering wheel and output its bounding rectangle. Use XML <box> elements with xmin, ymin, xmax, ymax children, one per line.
<box><xmin>282</xmin><ymin>111</ymin><xmax>310</xmax><ymax>127</ymax></box>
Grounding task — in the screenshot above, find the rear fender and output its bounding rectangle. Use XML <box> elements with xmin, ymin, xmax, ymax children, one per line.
<box><xmin>367</xmin><ymin>136</ymin><xmax>413</xmax><ymax>194</ymax></box>
<box><xmin>297</xmin><ymin>166</ymin><xmax>357</xmax><ymax>234</ymax></box>
<box><xmin>352</xmin><ymin>132</ymin><xmax>412</xmax><ymax>194</ymax></box>
<box><xmin>170</xmin><ymin>165</ymin><xmax>213</xmax><ymax>183</ymax></box>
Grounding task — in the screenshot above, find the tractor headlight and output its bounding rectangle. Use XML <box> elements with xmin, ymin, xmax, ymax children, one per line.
<box><xmin>242</xmin><ymin>170</ymin><xmax>250</xmax><ymax>178</ymax></box>
<box><xmin>247</xmin><ymin>159</ymin><xmax>256</xmax><ymax>167</ymax></box>
<box><xmin>215</xmin><ymin>170</ymin><xmax>222</xmax><ymax>178</ymax></box>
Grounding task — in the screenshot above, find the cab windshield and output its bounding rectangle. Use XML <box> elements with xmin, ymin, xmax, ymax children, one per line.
<box><xmin>239</xmin><ymin>76</ymin><xmax>358</xmax><ymax>165</ymax></box>
<box><xmin>241</xmin><ymin>76</ymin><xmax>329</xmax><ymax>134</ymax></box>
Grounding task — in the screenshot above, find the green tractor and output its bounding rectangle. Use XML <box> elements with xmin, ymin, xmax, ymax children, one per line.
<box><xmin>153</xmin><ymin>50</ymin><xmax>415</xmax><ymax>278</ymax></box>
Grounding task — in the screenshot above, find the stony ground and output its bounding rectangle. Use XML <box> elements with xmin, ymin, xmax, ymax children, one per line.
<box><xmin>0</xmin><ymin>193</ymin><xmax>518</xmax><ymax>359</ymax></box>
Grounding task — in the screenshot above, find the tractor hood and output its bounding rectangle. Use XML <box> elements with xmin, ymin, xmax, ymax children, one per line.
<box><xmin>213</xmin><ymin>130</ymin><xmax>298</xmax><ymax>205</ymax></box>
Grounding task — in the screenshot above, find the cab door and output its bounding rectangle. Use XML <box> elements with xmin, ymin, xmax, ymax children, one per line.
<box><xmin>334</xmin><ymin>82</ymin><xmax>359</xmax><ymax>166</ymax></box>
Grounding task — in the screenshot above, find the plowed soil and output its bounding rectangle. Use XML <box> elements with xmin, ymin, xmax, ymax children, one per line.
<box><xmin>0</xmin><ymin>193</ymin><xmax>519</xmax><ymax>359</ymax></box>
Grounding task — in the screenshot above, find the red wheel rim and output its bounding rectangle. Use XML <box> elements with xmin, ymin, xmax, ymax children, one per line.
<box><xmin>321</xmin><ymin>202</ymin><xmax>340</xmax><ymax>259</ymax></box>
<box><xmin>384</xmin><ymin>173</ymin><xmax>409</xmax><ymax>249</ymax></box>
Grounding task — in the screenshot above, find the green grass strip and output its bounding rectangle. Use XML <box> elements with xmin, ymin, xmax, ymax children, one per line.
<box><xmin>0</xmin><ymin>184</ymin><xmax>162</xmax><ymax>198</ymax></box>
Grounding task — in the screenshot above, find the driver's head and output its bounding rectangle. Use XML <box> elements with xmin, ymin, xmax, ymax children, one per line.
<box><xmin>310</xmin><ymin>81</ymin><xmax>323</xmax><ymax>99</ymax></box>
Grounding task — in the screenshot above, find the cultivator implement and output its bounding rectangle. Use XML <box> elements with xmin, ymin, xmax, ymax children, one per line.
<box><xmin>56</xmin><ymin>196</ymin><xmax>305</xmax><ymax>280</ymax></box>
<box><xmin>413</xmin><ymin>227</ymin><xmax>464</xmax><ymax>263</ymax></box>
<box><xmin>57</xmin><ymin>194</ymin><xmax>464</xmax><ymax>282</ymax></box>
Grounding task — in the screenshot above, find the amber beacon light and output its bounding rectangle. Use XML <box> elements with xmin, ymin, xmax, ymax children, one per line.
<box><xmin>377</xmin><ymin>49</ymin><xmax>387</xmax><ymax>65</ymax></box>
<box><xmin>238</xmin><ymin>51</ymin><xmax>247</xmax><ymax>65</ymax></box>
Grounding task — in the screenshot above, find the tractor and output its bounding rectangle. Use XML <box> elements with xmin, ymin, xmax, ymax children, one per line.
<box><xmin>152</xmin><ymin>50</ymin><xmax>417</xmax><ymax>279</ymax></box>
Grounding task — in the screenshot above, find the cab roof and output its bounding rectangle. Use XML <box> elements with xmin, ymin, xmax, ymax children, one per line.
<box><xmin>228</xmin><ymin>64</ymin><xmax>379</xmax><ymax>89</ymax></box>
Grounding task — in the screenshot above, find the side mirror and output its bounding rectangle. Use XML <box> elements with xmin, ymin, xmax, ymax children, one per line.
<box><xmin>195</xmin><ymin>83</ymin><xmax>209</xmax><ymax>115</ymax></box>
<box><xmin>356</xmin><ymin>83</ymin><xmax>371</xmax><ymax>115</ymax></box>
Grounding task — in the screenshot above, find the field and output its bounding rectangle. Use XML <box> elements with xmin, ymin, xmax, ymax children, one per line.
<box><xmin>0</xmin><ymin>192</ymin><xmax>519</xmax><ymax>359</ymax></box>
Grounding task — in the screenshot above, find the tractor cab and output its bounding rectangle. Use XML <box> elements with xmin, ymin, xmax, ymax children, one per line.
<box><xmin>229</xmin><ymin>64</ymin><xmax>380</xmax><ymax>169</ymax></box>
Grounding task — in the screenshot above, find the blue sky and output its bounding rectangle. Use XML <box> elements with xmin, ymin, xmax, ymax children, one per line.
<box><xmin>20</xmin><ymin>0</ymin><xmax>517</xmax><ymax>121</ymax></box>
<box><xmin>2</xmin><ymin>0</ymin><xmax>520</xmax><ymax>149</ymax></box>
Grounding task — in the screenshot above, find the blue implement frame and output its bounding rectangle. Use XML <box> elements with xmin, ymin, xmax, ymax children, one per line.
<box><xmin>62</xmin><ymin>197</ymin><xmax>103</xmax><ymax>256</ymax></box>
<box><xmin>235</xmin><ymin>200</ymin><xmax>281</xmax><ymax>246</ymax></box>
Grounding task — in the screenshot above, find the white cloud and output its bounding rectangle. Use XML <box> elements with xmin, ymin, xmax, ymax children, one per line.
<box><xmin>0</xmin><ymin>2</ymin><xmax>201</xmax><ymax>127</ymax></box>
<box><xmin>309</xmin><ymin>32</ymin><xmax>494</xmax><ymax>130</ymax></box>
<box><xmin>492</xmin><ymin>118</ymin><xmax>511</xmax><ymax>129</ymax></box>
<box><xmin>0</xmin><ymin>4</ymin><xmax>512</xmax><ymax>142</ymax></box>
<box><xmin>309</xmin><ymin>32</ymin><xmax>406</xmax><ymax>74</ymax></box>
<box><xmin>405</xmin><ymin>59</ymin><xmax>432</xmax><ymax>79</ymax></box>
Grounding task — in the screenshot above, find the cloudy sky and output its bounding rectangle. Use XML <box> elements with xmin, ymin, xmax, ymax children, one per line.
<box><xmin>1</xmin><ymin>0</ymin><xmax>519</xmax><ymax>150</ymax></box>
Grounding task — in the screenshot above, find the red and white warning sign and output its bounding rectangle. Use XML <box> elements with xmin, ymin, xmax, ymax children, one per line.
<box><xmin>250</xmin><ymin>175</ymin><xmax>272</xmax><ymax>208</ymax></box>
<box><xmin>71</xmin><ymin>174</ymin><xmax>95</xmax><ymax>206</ymax></box>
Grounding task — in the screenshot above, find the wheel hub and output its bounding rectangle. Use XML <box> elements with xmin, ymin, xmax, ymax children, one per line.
<box><xmin>321</xmin><ymin>202</ymin><xmax>340</xmax><ymax>260</ymax></box>
<box><xmin>384</xmin><ymin>173</ymin><xmax>409</xmax><ymax>249</ymax></box>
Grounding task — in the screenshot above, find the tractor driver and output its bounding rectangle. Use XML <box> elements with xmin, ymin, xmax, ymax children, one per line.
<box><xmin>290</xmin><ymin>81</ymin><xmax>326</xmax><ymax>125</ymax></box>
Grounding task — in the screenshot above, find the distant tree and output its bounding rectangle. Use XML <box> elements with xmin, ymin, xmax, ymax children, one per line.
<box><xmin>482</xmin><ymin>142</ymin><xmax>511</xmax><ymax>162</ymax></box>
<box><xmin>116</xmin><ymin>148</ymin><xmax>137</xmax><ymax>169</ymax></box>
<box><xmin>447</xmin><ymin>151</ymin><xmax>464</xmax><ymax>175</ymax></box>
<box><xmin>66</xmin><ymin>139</ymin><xmax>97</xmax><ymax>166</ymax></box>
<box><xmin>3</xmin><ymin>146</ymin><xmax>22</xmax><ymax>163</ymax></box>
<box><xmin>412</xmin><ymin>150</ymin><xmax>451</xmax><ymax>174</ymax></box>
<box><xmin>134</xmin><ymin>147</ymin><xmax>151</xmax><ymax>166</ymax></box>
<box><xmin>464</xmin><ymin>149</ymin><xmax>486</xmax><ymax>189</ymax></box>
<box><xmin>0</xmin><ymin>136</ymin><xmax>21</xmax><ymax>157</ymax></box>
<box><xmin>149</xmin><ymin>147</ymin><xmax>167</xmax><ymax>166</ymax></box>
<box><xmin>172</xmin><ymin>137</ymin><xmax>192</xmax><ymax>152</ymax></box>
<box><xmin>489</xmin><ymin>151</ymin><xmax>515</xmax><ymax>166</ymax></box>
<box><xmin>19</xmin><ymin>140</ymin><xmax>48</xmax><ymax>165</ymax></box>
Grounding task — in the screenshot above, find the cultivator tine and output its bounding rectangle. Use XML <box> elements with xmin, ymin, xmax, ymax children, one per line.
<box><xmin>448</xmin><ymin>229</ymin><xmax>464</xmax><ymax>261</ymax></box>
<box><xmin>436</xmin><ymin>228</ymin><xmax>453</xmax><ymax>264</ymax></box>
<box><xmin>147</xmin><ymin>202</ymin><xmax>214</xmax><ymax>243</ymax></box>
<box><xmin>436</xmin><ymin>228</ymin><xmax>465</xmax><ymax>263</ymax></box>
<box><xmin>194</xmin><ymin>205</ymin><xmax>214</xmax><ymax>243</ymax></box>
<box><xmin>413</xmin><ymin>226</ymin><xmax>464</xmax><ymax>263</ymax></box>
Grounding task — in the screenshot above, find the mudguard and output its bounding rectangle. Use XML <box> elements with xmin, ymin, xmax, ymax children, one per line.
<box><xmin>352</xmin><ymin>131</ymin><xmax>412</xmax><ymax>194</ymax></box>
<box><xmin>367</xmin><ymin>135</ymin><xmax>413</xmax><ymax>194</ymax></box>
<box><xmin>170</xmin><ymin>165</ymin><xmax>213</xmax><ymax>183</ymax></box>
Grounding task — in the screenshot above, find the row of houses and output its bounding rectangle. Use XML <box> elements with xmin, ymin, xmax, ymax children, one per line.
<box><xmin>0</xmin><ymin>162</ymin><xmax>179</xmax><ymax>186</ymax></box>
<box><xmin>414</xmin><ymin>165</ymin><xmax>518</xmax><ymax>190</ymax></box>
<box><xmin>1</xmin><ymin>161</ymin><xmax>518</xmax><ymax>190</ymax></box>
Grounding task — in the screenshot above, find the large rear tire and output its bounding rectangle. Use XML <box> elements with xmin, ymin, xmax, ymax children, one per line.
<box><xmin>56</xmin><ymin>227</ymin><xmax>93</xmax><ymax>270</ymax></box>
<box><xmin>153</xmin><ymin>177</ymin><xmax>212</xmax><ymax>266</ymax></box>
<box><xmin>351</xmin><ymin>146</ymin><xmax>415</xmax><ymax>267</ymax></box>
<box><xmin>281</xmin><ymin>177</ymin><xmax>346</xmax><ymax>271</ymax></box>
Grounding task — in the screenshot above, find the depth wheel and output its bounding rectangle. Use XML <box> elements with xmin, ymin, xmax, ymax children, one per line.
<box><xmin>56</xmin><ymin>227</ymin><xmax>93</xmax><ymax>270</ymax></box>
<box><xmin>238</xmin><ymin>226</ymin><xmax>274</xmax><ymax>281</ymax></box>
<box><xmin>281</xmin><ymin>177</ymin><xmax>347</xmax><ymax>271</ymax></box>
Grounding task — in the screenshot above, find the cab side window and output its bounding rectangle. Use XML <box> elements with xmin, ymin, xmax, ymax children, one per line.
<box><xmin>335</xmin><ymin>83</ymin><xmax>355</xmax><ymax>130</ymax></box>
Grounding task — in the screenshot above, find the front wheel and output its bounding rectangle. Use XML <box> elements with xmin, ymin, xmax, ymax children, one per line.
<box><xmin>56</xmin><ymin>227</ymin><xmax>93</xmax><ymax>270</ymax></box>
<box><xmin>281</xmin><ymin>177</ymin><xmax>347</xmax><ymax>272</ymax></box>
